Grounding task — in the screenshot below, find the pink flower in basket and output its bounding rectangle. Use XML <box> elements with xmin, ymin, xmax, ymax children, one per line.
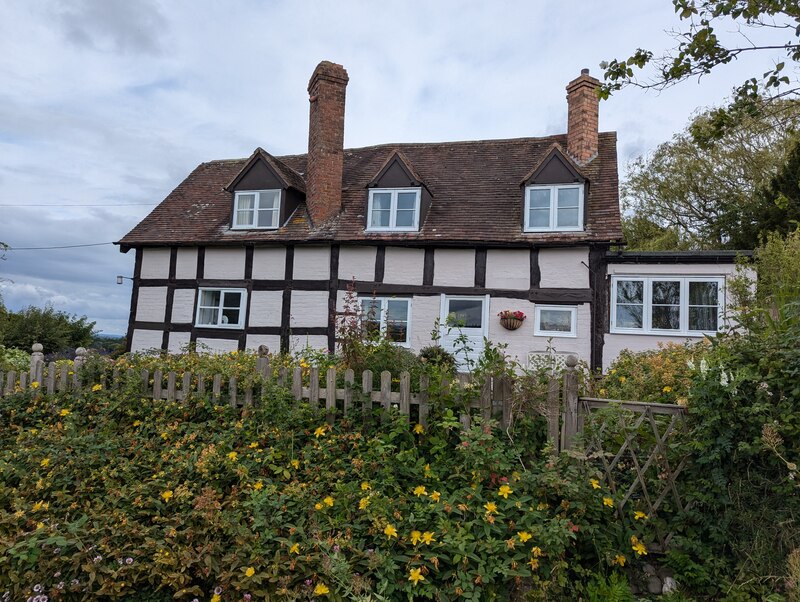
<box><xmin>498</xmin><ymin>310</ymin><xmax>526</xmax><ymax>321</ymax></box>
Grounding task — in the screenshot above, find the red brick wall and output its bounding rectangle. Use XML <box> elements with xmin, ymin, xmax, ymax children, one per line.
<box><xmin>566</xmin><ymin>69</ymin><xmax>600</xmax><ymax>164</ymax></box>
<box><xmin>306</xmin><ymin>61</ymin><xmax>349</xmax><ymax>225</ymax></box>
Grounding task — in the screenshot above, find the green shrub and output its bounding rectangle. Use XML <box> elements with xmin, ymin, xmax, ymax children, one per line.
<box><xmin>0</xmin><ymin>345</ymin><xmax>29</xmax><ymax>372</ymax></box>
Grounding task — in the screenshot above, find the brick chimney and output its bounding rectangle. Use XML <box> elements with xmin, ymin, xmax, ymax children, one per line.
<box><xmin>306</xmin><ymin>61</ymin><xmax>349</xmax><ymax>225</ymax></box>
<box><xmin>566</xmin><ymin>68</ymin><xmax>600</xmax><ymax>164</ymax></box>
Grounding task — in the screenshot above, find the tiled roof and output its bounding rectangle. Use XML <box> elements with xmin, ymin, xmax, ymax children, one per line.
<box><xmin>117</xmin><ymin>132</ymin><xmax>622</xmax><ymax>249</ymax></box>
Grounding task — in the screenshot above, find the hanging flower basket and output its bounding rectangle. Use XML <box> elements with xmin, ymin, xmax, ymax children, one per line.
<box><xmin>498</xmin><ymin>310</ymin><xmax>526</xmax><ymax>331</ymax></box>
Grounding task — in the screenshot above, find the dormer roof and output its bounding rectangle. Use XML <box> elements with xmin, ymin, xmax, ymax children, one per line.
<box><xmin>224</xmin><ymin>147</ymin><xmax>306</xmax><ymax>193</ymax></box>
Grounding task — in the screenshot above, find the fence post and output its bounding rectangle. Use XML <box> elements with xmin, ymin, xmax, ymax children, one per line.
<box><xmin>73</xmin><ymin>347</ymin><xmax>88</xmax><ymax>371</ymax></box>
<box><xmin>30</xmin><ymin>343</ymin><xmax>44</xmax><ymax>381</ymax></box>
<box><xmin>562</xmin><ymin>355</ymin><xmax>579</xmax><ymax>449</ymax></box>
<box><xmin>547</xmin><ymin>373</ymin><xmax>561</xmax><ymax>452</ymax></box>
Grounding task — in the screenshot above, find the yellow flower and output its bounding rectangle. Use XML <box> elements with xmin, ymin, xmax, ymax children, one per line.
<box><xmin>430</xmin><ymin>491</ymin><xmax>441</xmax><ymax>502</ymax></box>
<box><xmin>531</xmin><ymin>546</ymin><xmax>543</xmax><ymax>557</ymax></box>
<box><xmin>313</xmin><ymin>583</ymin><xmax>330</xmax><ymax>595</ymax></box>
<box><xmin>484</xmin><ymin>501</ymin><xmax>498</xmax><ymax>514</ymax></box>
<box><xmin>589</xmin><ymin>478</ymin><xmax>601</xmax><ymax>489</ymax></box>
<box><xmin>631</xmin><ymin>535</ymin><xmax>648</xmax><ymax>556</ymax></box>
<box><xmin>314</xmin><ymin>426</ymin><xmax>327</xmax><ymax>438</ymax></box>
<box><xmin>359</xmin><ymin>497</ymin><xmax>370</xmax><ymax>510</ymax></box>
<box><xmin>410</xmin><ymin>530</ymin><xmax>423</xmax><ymax>545</ymax></box>
<box><xmin>245</xmin><ymin>566</ymin><xmax>255</xmax><ymax>577</ymax></box>
<box><xmin>31</xmin><ymin>381</ymin><xmax>40</xmax><ymax>389</ymax></box>
<box><xmin>421</xmin><ymin>531</ymin><xmax>436</xmax><ymax>545</ymax></box>
<box><xmin>413</xmin><ymin>423</ymin><xmax>425</xmax><ymax>434</ymax></box>
<box><xmin>384</xmin><ymin>524</ymin><xmax>398</xmax><ymax>539</ymax></box>
<box><xmin>228</xmin><ymin>451</ymin><xmax>238</xmax><ymax>461</ymax></box>
<box><xmin>361</xmin><ymin>481</ymin><xmax>371</xmax><ymax>491</ymax></box>
<box><xmin>32</xmin><ymin>500</ymin><xmax>49</xmax><ymax>512</ymax></box>
<box><xmin>161</xmin><ymin>490</ymin><xmax>173</xmax><ymax>502</ymax></box>
<box><xmin>662</xmin><ymin>385</ymin><xmax>673</xmax><ymax>393</ymax></box>
<box><xmin>599</xmin><ymin>388</ymin><xmax>607</xmax><ymax>396</ymax></box>
<box><xmin>528</xmin><ymin>557</ymin><xmax>539</xmax><ymax>570</ymax></box>
<box><xmin>634</xmin><ymin>511</ymin><xmax>649</xmax><ymax>521</ymax></box>
<box><xmin>59</xmin><ymin>409</ymin><xmax>70</xmax><ymax>417</ymax></box>
<box><xmin>211</xmin><ymin>594</ymin><xmax>221</xmax><ymax>602</ymax></box>
<box><xmin>291</xmin><ymin>459</ymin><xmax>300</xmax><ymax>469</ymax></box>
<box><xmin>413</xmin><ymin>485</ymin><xmax>427</xmax><ymax>497</ymax></box>
<box><xmin>253</xmin><ymin>481</ymin><xmax>264</xmax><ymax>491</ymax></box>
<box><xmin>36</xmin><ymin>521</ymin><xmax>45</xmax><ymax>530</ymax></box>
<box><xmin>610</xmin><ymin>369</ymin><xmax>617</xmax><ymax>375</ymax></box>
<box><xmin>498</xmin><ymin>484</ymin><xmax>513</xmax><ymax>498</ymax></box>
<box><xmin>314</xmin><ymin>503</ymin><xmax>323</xmax><ymax>510</ymax></box>
<box><xmin>518</xmin><ymin>531</ymin><xmax>532</xmax><ymax>543</ymax></box>
<box><xmin>603</xmin><ymin>497</ymin><xmax>614</xmax><ymax>508</ymax></box>
<box><xmin>249</xmin><ymin>442</ymin><xmax>259</xmax><ymax>448</ymax></box>
<box><xmin>613</xmin><ymin>554</ymin><xmax>627</xmax><ymax>566</ymax></box>
<box><xmin>92</xmin><ymin>384</ymin><xmax>103</xmax><ymax>392</ymax></box>
<box><xmin>323</xmin><ymin>496</ymin><xmax>334</xmax><ymax>507</ymax></box>
<box><xmin>536</xmin><ymin>502</ymin><xmax>549</xmax><ymax>511</ymax></box>
<box><xmin>40</xmin><ymin>458</ymin><xmax>50</xmax><ymax>468</ymax></box>
<box><xmin>133</xmin><ymin>420</ymin><xmax>142</xmax><ymax>427</ymax></box>
<box><xmin>408</xmin><ymin>567</ymin><xmax>425</xmax><ymax>585</ymax></box>
<box><xmin>619</xmin><ymin>376</ymin><xmax>627</xmax><ymax>384</ymax></box>
<box><xmin>289</xmin><ymin>542</ymin><xmax>300</xmax><ymax>554</ymax></box>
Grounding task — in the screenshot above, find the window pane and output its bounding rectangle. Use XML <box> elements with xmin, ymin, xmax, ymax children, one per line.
<box><xmin>652</xmin><ymin>281</ymin><xmax>681</xmax><ymax>305</ymax></box>
<box><xmin>371</xmin><ymin>209</ymin><xmax>390</xmax><ymax>227</ymax></box>
<box><xmin>557</xmin><ymin>187</ymin><xmax>580</xmax><ymax>208</ymax></box>
<box><xmin>361</xmin><ymin>299</ymin><xmax>382</xmax><ymax>316</ymax></box>
<box><xmin>237</xmin><ymin>194</ymin><xmax>255</xmax><ymax>210</ymax></box>
<box><xmin>221</xmin><ymin>308</ymin><xmax>239</xmax><ymax>325</ymax></box>
<box><xmin>200</xmin><ymin>290</ymin><xmax>221</xmax><ymax>307</ymax></box>
<box><xmin>529</xmin><ymin>188</ymin><xmax>550</xmax><ymax>208</ymax></box>
<box><xmin>236</xmin><ymin>209</ymin><xmax>254</xmax><ymax>226</ymax></box>
<box><xmin>689</xmin><ymin>281</ymin><xmax>718</xmax><ymax>305</ymax></box>
<box><xmin>652</xmin><ymin>306</ymin><xmax>680</xmax><ymax>330</ymax></box>
<box><xmin>529</xmin><ymin>208</ymin><xmax>550</xmax><ymax>228</ymax></box>
<box><xmin>257</xmin><ymin>190</ymin><xmax>279</xmax><ymax>209</ymax></box>
<box><xmin>257</xmin><ymin>208</ymin><xmax>277</xmax><ymax>227</ymax></box>
<box><xmin>386</xmin><ymin>322</ymin><xmax>407</xmax><ymax>342</ymax></box>
<box><xmin>222</xmin><ymin>292</ymin><xmax>242</xmax><ymax>308</ymax></box>
<box><xmin>447</xmin><ymin>299</ymin><xmax>483</xmax><ymax>328</ymax></box>
<box><xmin>395</xmin><ymin>209</ymin><xmax>415</xmax><ymax>227</ymax></box>
<box><xmin>616</xmin><ymin>305</ymin><xmax>643</xmax><ymax>328</ymax></box>
<box><xmin>198</xmin><ymin>307</ymin><xmax>218</xmax><ymax>325</ymax></box>
<box><xmin>556</xmin><ymin>207</ymin><xmax>579</xmax><ymax>228</ymax></box>
<box><xmin>689</xmin><ymin>307</ymin><xmax>718</xmax><ymax>331</ymax></box>
<box><xmin>539</xmin><ymin>309</ymin><xmax>572</xmax><ymax>332</ymax></box>
<box><xmin>616</xmin><ymin>281</ymin><xmax>643</xmax><ymax>304</ymax></box>
<box><xmin>372</xmin><ymin>192</ymin><xmax>391</xmax><ymax>210</ymax></box>
<box><xmin>397</xmin><ymin>192</ymin><xmax>417</xmax><ymax>210</ymax></box>
<box><xmin>386</xmin><ymin>300</ymin><xmax>408</xmax><ymax>322</ymax></box>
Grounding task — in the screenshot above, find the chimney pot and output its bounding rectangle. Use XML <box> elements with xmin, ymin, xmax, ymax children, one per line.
<box><xmin>581</xmin><ymin>68</ymin><xmax>589</xmax><ymax>75</ymax></box>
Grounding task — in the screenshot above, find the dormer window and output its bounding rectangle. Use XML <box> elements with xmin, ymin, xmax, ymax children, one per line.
<box><xmin>233</xmin><ymin>190</ymin><xmax>281</xmax><ymax>229</ymax></box>
<box><xmin>367</xmin><ymin>188</ymin><xmax>421</xmax><ymax>232</ymax></box>
<box><xmin>524</xmin><ymin>184</ymin><xmax>584</xmax><ymax>232</ymax></box>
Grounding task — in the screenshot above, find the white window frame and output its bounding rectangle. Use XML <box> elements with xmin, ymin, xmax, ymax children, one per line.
<box><xmin>610</xmin><ymin>276</ymin><xmax>725</xmax><ymax>336</ymax></box>
<box><xmin>232</xmin><ymin>190</ymin><xmax>281</xmax><ymax>230</ymax></box>
<box><xmin>524</xmin><ymin>184</ymin><xmax>584</xmax><ymax>232</ymax></box>
<box><xmin>195</xmin><ymin>287</ymin><xmax>247</xmax><ymax>329</ymax></box>
<box><xmin>359</xmin><ymin>297</ymin><xmax>412</xmax><ymax>347</ymax></box>
<box><xmin>534</xmin><ymin>305</ymin><xmax>578</xmax><ymax>338</ymax></box>
<box><xmin>366</xmin><ymin>188</ymin><xmax>421</xmax><ymax>232</ymax></box>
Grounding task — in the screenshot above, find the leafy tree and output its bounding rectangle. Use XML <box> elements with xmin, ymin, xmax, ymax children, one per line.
<box><xmin>600</xmin><ymin>0</ymin><xmax>800</xmax><ymax>106</ymax></box>
<box><xmin>1</xmin><ymin>304</ymin><xmax>95</xmax><ymax>354</ymax></box>
<box><xmin>622</xmin><ymin>100</ymin><xmax>800</xmax><ymax>249</ymax></box>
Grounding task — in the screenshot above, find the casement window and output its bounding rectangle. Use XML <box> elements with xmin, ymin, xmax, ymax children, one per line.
<box><xmin>524</xmin><ymin>184</ymin><xmax>584</xmax><ymax>232</ymax></box>
<box><xmin>233</xmin><ymin>190</ymin><xmax>280</xmax><ymax>229</ymax></box>
<box><xmin>196</xmin><ymin>288</ymin><xmax>247</xmax><ymax>328</ymax></box>
<box><xmin>366</xmin><ymin>188</ymin><xmax>421</xmax><ymax>232</ymax></box>
<box><xmin>534</xmin><ymin>305</ymin><xmax>577</xmax><ymax>338</ymax></box>
<box><xmin>360</xmin><ymin>297</ymin><xmax>411</xmax><ymax>345</ymax></box>
<box><xmin>610</xmin><ymin>276</ymin><xmax>724</xmax><ymax>335</ymax></box>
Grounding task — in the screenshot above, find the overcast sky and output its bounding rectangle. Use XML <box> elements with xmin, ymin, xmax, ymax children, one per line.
<box><xmin>0</xmin><ymin>0</ymin><xmax>773</xmax><ymax>336</ymax></box>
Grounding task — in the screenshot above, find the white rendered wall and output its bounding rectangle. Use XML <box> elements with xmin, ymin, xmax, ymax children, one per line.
<box><xmin>339</xmin><ymin>246</ymin><xmax>377</xmax><ymax>281</ymax></box>
<box><xmin>408</xmin><ymin>295</ymin><xmax>441</xmax><ymax>350</ymax></box>
<box><xmin>486</xmin><ymin>249</ymin><xmax>529</xmax><ymax>290</ymax></box>
<box><xmin>140</xmin><ymin>248</ymin><xmax>170</xmax><ymax>279</ymax></box>
<box><xmin>539</xmin><ymin>247</ymin><xmax>589</xmax><ymax>288</ymax></box>
<box><xmin>294</xmin><ymin>246</ymin><xmax>330</xmax><ymax>280</ymax></box>
<box><xmin>252</xmin><ymin>247</ymin><xmax>286</xmax><ymax>280</ymax></box>
<box><xmin>196</xmin><ymin>338</ymin><xmax>239</xmax><ymax>353</ymax></box>
<box><xmin>290</xmin><ymin>334</ymin><xmax>329</xmax><ymax>353</ymax></box>
<box><xmin>136</xmin><ymin>287</ymin><xmax>167</xmax><ymax>322</ymax></box>
<box><xmin>290</xmin><ymin>291</ymin><xmax>329</xmax><ymax>328</ymax></box>
<box><xmin>245</xmin><ymin>334</ymin><xmax>282</xmax><ymax>353</ymax></box>
<box><xmin>248</xmin><ymin>291</ymin><xmax>284</xmax><ymax>327</ymax></box>
<box><xmin>607</xmin><ymin>263</ymin><xmax>743</xmax><ymax>277</ymax></box>
<box><xmin>130</xmin><ymin>329</ymin><xmax>163</xmax><ymax>352</ymax></box>
<box><xmin>384</xmin><ymin>247</ymin><xmax>425</xmax><ymax>285</ymax></box>
<box><xmin>204</xmin><ymin>248</ymin><xmax>245</xmax><ymax>279</ymax></box>
<box><xmin>175</xmin><ymin>248</ymin><xmax>198</xmax><ymax>279</ymax></box>
<box><xmin>171</xmin><ymin>289</ymin><xmax>196</xmax><ymax>323</ymax></box>
<box><xmin>167</xmin><ymin>331</ymin><xmax>191</xmax><ymax>353</ymax></box>
<box><xmin>433</xmin><ymin>249</ymin><xmax>475</xmax><ymax>287</ymax></box>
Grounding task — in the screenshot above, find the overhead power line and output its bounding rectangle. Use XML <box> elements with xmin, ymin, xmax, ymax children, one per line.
<box><xmin>0</xmin><ymin>202</ymin><xmax>157</xmax><ymax>207</ymax></box>
<box><xmin>7</xmin><ymin>242</ymin><xmax>115</xmax><ymax>251</ymax></box>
